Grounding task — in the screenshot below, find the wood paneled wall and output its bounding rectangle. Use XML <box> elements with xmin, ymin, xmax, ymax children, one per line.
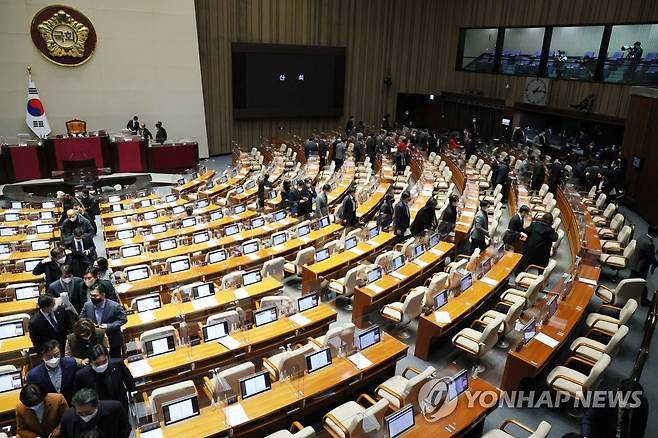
<box><xmin>195</xmin><ymin>0</ymin><xmax>658</xmax><ymax>155</ymax></box>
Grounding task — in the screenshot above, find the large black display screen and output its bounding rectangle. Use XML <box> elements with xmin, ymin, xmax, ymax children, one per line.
<box><xmin>232</xmin><ymin>43</ymin><xmax>345</xmax><ymax>119</ymax></box>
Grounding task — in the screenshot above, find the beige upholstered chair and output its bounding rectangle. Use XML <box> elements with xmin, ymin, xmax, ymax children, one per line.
<box><xmin>375</xmin><ymin>365</ymin><xmax>436</xmax><ymax>410</ymax></box>
<box><xmin>601</xmin><ymin>225</ymin><xmax>632</xmax><ymax>254</ymax></box>
<box><xmin>265</xmin><ymin>424</ymin><xmax>315</xmax><ymax>438</ymax></box>
<box><xmin>206</xmin><ymin>310</ymin><xmax>241</xmax><ymax>331</ymax></box>
<box><xmin>452</xmin><ymin>316</ymin><xmax>504</xmax><ymax>374</ymax></box>
<box><xmin>595</xmin><ymin>279</ymin><xmax>645</xmax><ymax>306</ymax></box>
<box><xmin>203</xmin><ymin>362</ymin><xmax>255</xmax><ymax>403</ymax></box>
<box><xmin>323</xmin><ymin>395</ymin><xmax>389</xmax><ymax>438</ymax></box>
<box><xmin>283</xmin><ymin>247</ymin><xmax>315</xmax><ymax>276</ymax></box>
<box><xmin>221</xmin><ymin>271</ymin><xmax>245</xmax><ymax>289</ymax></box>
<box><xmin>261</xmin><ymin>257</ymin><xmax>285</xmax><ymax>282</ymax></box>
<box><xmin>309</xmin><ymin>322</ymin><xmax>356</xmax><ymax>357</ymax></box>
<box><xmin>262</xmin><ymin>343</ymin><xmax>315</xmax><ymax>381</ymax></box>
<box><xmin>600</xmin><ymin>240</ymin><xmax>636</xmax><ymax>276</ymax></box>
<box><xmin>424</xmin><ymin>272</ymin><xmax>449</xmax><ymax>305</ymax></box>
<box><xmin>501</xmin><ymin>275</ymin><xmax>544</xmax><ymax>309</ymax></box>
<box><xmin>480</xmin><ymin>301</ymin><xmax>524</xmax><ymax>348</ymax></box>
<box><xmin>546</xmin><ymin>354</ymin><xmax>611</xmax><ymax>402</ymax></box>
<box><xmin>381</xmin><ymin>287</ymin><xmax>426</xmax><ymax>338</ymax></box>
<box><xmin>597</xmin><ymin>213</ymin><xmax>624</xmax><ymax>239</ymax></box>
<box><xmin>148</xmin><ymin>380</ymin><xmax>197</xmax><ymax>423</ymax></box>
<box><xmin>259</xmin><ymin>295</ymin><xmax>295</xmax><ymax>316</ymax></box>
<box><xmin>570</xmin><ymin>325</ymin><xmax>629</xmax><ymax>363</ymax></box>
<box><xmin>515</xmin><ymin>260</ymin><xmax>556</xmax><ymax>289</ymax></box>
<box><xmin>482</xmin><ymin>419</ymin><xmax>551</xmax><ymax>438</ymax></box>
<box><xmin>585</xmin><ymin>299</ymin><xmax>638</xmax><ymax>334</ymax></box>
<box><xmin>328</xmin><ymin>265</ymin><xmax>367</xmax><ymax>310</ymax></box>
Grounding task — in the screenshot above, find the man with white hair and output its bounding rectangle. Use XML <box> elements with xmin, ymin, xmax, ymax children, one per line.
<box><xmin>60</xmin><ymin>209</ymin><xmax>94</xmax><ymax>244</ymax></box>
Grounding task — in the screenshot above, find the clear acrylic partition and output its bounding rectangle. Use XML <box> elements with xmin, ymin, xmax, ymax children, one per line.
<box><xmin>563</xmin><ymin>184</ymin><xmax>586</xmax><ymax>244</ymax></box>
<box><xmin>0</xmin><ymin>136</ymin><xmax>41</xmax><ymax>146</ymax></box>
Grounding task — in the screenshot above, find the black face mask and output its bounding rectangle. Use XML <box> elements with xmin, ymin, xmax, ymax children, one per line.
<box><xmin>90</xmin><ymin>297</ymin><xmax>103</xmax><ymax>306</ymax></box>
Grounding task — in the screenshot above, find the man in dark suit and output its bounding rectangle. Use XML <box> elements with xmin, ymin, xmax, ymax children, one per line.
<box><xmin>530</xmin><ymin>156</ymin><xmax>545</xmax><ymax>191</ymax></box>
<box><xmin>470</xmin><ymin>200</ymin><xmax>490</xmax><ymax>253</ymax></box>
<box><xmin>61</xmin><ymin>209</ymin><xmax>95</xmax><ymax>244</ymax></box>
<box><xmin>126</xmin><ymin>115</ymin><xmax>139</xmax><ymax>134</ymax></box>
<box><xmin>393</xmin><ymin>191</ymin><xmax>411</xmax><ymax>243</ymax></box>
<box><xmin>60</xmin><ymin>388</ymin><xmax>130</xmax><ymax>438</ymax></box>
<box><xmin>79</xmin><ymin>283</ymin><xmax>127</xmax><ymax>358</ymax></box>
<box><xmin>69</xmin><ymin>227</ymin><xmax>96</xmax><ymax>275</ymax></box>
<box><xmin>155</xmin><ymin>121</ymin><xmax>167</xmax><ymax>144</ymax></box>
<box><xmin>437</xmin><ymin>194</ymin><xmax>459</xmax><ymax>238</ymax></box>
<box><xmin>318</xmin><ymin>137</ymin><xmax>328</xmax><ymax>169</ymax></box>
<box><xmin>547</xmin><ymin>158</ymin><xmax>564</xmax><ymax>194</ymax></box>
<box><xmin>47</xmin><ymin>264</ymin><xmax>84</xmax><ymax>303</ymax></box>
<box><xmin>69</xmin><ymin>267</ymin><xmax>119</xmax><ymax>313</ymax></box>
<box><xmin>257</xmin><ymin>173</ymin><xmax>273</xmax><ymax>209</ymax></box>
<box><xmin>26</xmin><ymin>339</ymin><xmax>79</xmax><ymax>403</ymax></box>
<box><xmin>340</xmin><ymin>186</ymin><xmax>358</xmax><ymax>227</ymax></box>
<box><xmin>629</xmin><ymin>225</ymin><xmax>658</xmax><ymax>305</ymax></box>
<box><xmin>504</xmin><ymin>205</ymin><xmax>530</xmax><ymax>245</ymax></box>
<box><xmin>33</xmin><ymin>247</ymin><xmax>69</xmax><ymax>287</ymax></box>
<box><xmin>74</xmin><ymin>345</ymin><xmax>135</xmax><ymax>410</ymax></box>
<box><xmin>29</xmin><ymin>295</ymin><xmax>74</xmax><ymax>353</ymax></box>
<box><xmin>78</xmin><ymin>189</ymin><xmax>100</xmax><ymax>234</ymax></box>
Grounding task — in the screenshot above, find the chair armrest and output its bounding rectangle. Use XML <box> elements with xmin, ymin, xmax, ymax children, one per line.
<box><xmin>202</xmin><ymin>376</ymin><xmax>215</xmax><ymax>401</ymax></box>
<box><xmin>290</xmin><ymin>421</ymin><xmax>306</xmax><ymax>433</ymax></box>
<box><xmin>586</xmin><ymin>327</ymin><xmax>613</xmax><ymax>344</ymax></box>
<box><xmin>493</xmin><ymin>301</ymin><xmax>512</xmax><ymax>313</ymax></box>
<box><xmin>356</xmin><ymin>393</ymin><xmax>378</xmax><ymax>407</ymax></box>
<box><xmin>565</xmin><ymin>355</ymin><xmax>596</xmax><ymax>370</ymax></box>
<box><xmin>548</xmin><ymin>373</ymin><xmax>584</xmax><ymax>395</ymax></box>
<box><xmin>262</xmin><ymin>357</ymin><xmax>280</xmax><ymax>381</ymax></box>
<box><xmin>524</xmin><ymin>264</ymin><xmax>544</xmax><ymax>275</ymax></box>
<box><xmin>572</xmin><ymin>340</ymin><xmax>606</xmax><ymax>354</ymax></box>
<box><xmin>376</xmin><ymin>383</ymin><xmax>405</xmax><ymax>408</ymax></box>
<box><xmin>500</xmin><ymin>418</ymin><xmax>535</xmax><ymax>434</ymax></box>
<box><xmin>308</xmin><ymin>337</ymin><xmax>323</xmax><ymax>348</ymax></box>
<box><xmin>587</xmin><ymin>317</ymin><xmax>618</xmax><ymax>335</ymax></box>
<box><xmin>597</xmin><ymin>304</ymin><xmax>621</xmax><ymax>318</ymax></box>
<box><xmin>453</xmin><ymin>333</ymin><xmax>483</xmax><ymax>354</ymax></box>
<box><xmin>323</xmin><ymin>413</ymin><xmax>350</xmax><ymax>438</ymax></box>
<box><xmin>470</xmin><ymin>319</ymin><xmax>487</xmax><ymax>331</ymax></box>
<box><xmin>402</xmin><ymin>367</ymin><xmax>422</xmax><ymax>379</ymax></box>
<box><xmin>594</xmin><ymin>284</ymin><xmax>614</xmax><ymax>302</ymax></box>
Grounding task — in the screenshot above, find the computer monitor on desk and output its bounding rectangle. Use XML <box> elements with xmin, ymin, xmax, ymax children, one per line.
<box><xmin>367</xmin><ymin>225</ymin><xmax>379</xmax><ymax>240</ymax></box>
<box><xmin>305</xmin><ymin>348</ymin><xmax>332</xmax><ymax>374</ymax></box>
<box><xmin>367</xmin><ymin>266</ymin><xmax>382</xmax><ymax>284</ymax></box>
<box><xmin>523</xmin><ymin>319</ymin><xmax>537</xmax><ymax>345</ymax></box>
<box><xmin>151</xmin><ymin>223</ymin><xmax>167</xmax><ymax>234</ymax></box>
<box><xmin>0</xmin><ymin>371</ymin><xmax>23</xmax><ymax>393</ymax></box>
<box><xmin>297</xmin><ymin>293</ymin><xmax>319</xmax><ymax>312</ymax></box>
<box><xmin>140</xmin><ymin>199</ymin><xmax>151</xmax><ymax>208</ymax></box>
<box><xmin>36</xmin><ymin>224</ymin><xmax>53</xmax><ymax>234</ymax></box>
<box><xmin>345</xmin><ymin>236</ymin><xmax>357</xmax><ymax>250</ymax></box>
<box><xmin>210</xmin><ymin>210</ymin><xmax>223</xmax><ymax>222</ymax></box>
<box><xmin>389</xmin><ymin>255</ymin><xmax>405</xmax><ymax>272</ymax></box>
<box><xmin>4</xmin><ymin>213</ymin><xmax>19</xmax><ymax>222</ymax></box>
<box><xmin>165</xmin><ymin>194</ymin><xmax>177</xmax><ymax>203</ymax></box>
<box><xmin>251</xmin><ymin>216</ymin><xmax>265</xmax><ymax>228</ymax></box>
<box><xmin>111</xmin><ymin>204</ymin><xmax>122</xmax><ymax>212</ymax></box>
<box><xmin>224</xmin><ymin>224</ymin><xmax>239</xmax><ymax>237</ymax></box>
<box><xmin>202</xmin><ymin>321</ymin><xmax>229</xmax><ymax>342</ymax></box>
<box><xmin>192</xmin><ymin>282</ymin><xmax>214</xmax><ymax>299</ymax></box>
<box><xmin>233</xmin><ymin>204</ymin><xmax>246</xmax><ymax>215</ymax></box>
<box><xmin>207</xmin><ymin>249</ymin><xmax>227</xmax><ymax>264</ymax></box>
<box><xmin>254</xmin><ymin>307</ymin><xmax>277</xmax><ymax>327</ymax></box>
<box><xmin>242</xmin><ymin>270</ymin><xmax>261</xmax><ymax>286</ymax></box>
<box><xmin>121</xmin><ymin>245</ymin><xmax>141</xmax><ymax>258</ymax></box>
<box><xmin>385</xmin><ymin>404</ymin><xmax>415</xmax><ymax>438</ymax></box>
<box><xmin>271</xmin><ymin>232</ymin><xmax>287</xmax><ymax>246</ymax></box>
<box><xmin>31</xmin><ymin>240</ymin><xmax>50</xmax><ymax>251</ymax></box>
<box><xmin>318</xmin><ymin>215</ymin><xmax>330</xmax><ymax>229</ymax></box>
<box><xmin>433</xmin><ymin>290</ymin><xmax>448</xmax><ymax>310</ymax></box>
<box><xmin>196</xmin><ymin>198</ymin><xmax>209</xmax><ymax>209</ymax></box>
<box><xmin>242</xmin><ymin>241</ymin><xmax>259</xmax><ymax>255</ymax></box>
<box><xmin>448</xmin><ymin>369</ymin><xmax>469</xmax><ymax>401</ymax></box>
<box><xmin>135</xmin><ymin>295</ymin><xmax>162</xmax><ymax>313</ymax></box>
<box><xmin>0</xmin><ymin>227</ymin><xmax>17</xmax><ymax>237</ymax></box>
<box><xmin>239</xmin><ymin>371</ymin><xmax>272</xmax><ymax>400</ymax></box>
<box><xmin>126</xmin><ymin>267</ymin><xmax>149</xmax><ymax>282</ymax></box>
<box><xmin>112</xmin><ymin>216</ymin><xmax>127</xmax><ymax>226</ymax></box>
<box><xmin>181</xmin><ymin>217</ymin><xmax>197</xmax><ymax>228</ymax></box>
<box><xmin>357</xmin><ymin>326</ymin><xmax>381</xmax><ymax>351</ymax></box>
<box><xmin>42</xmin><ymin>201</ymin><xmax>56</xmax><ymax>209</ymax></box>
<box><xmin>172</xmin><ymin>205</ymin><xmax>185</xmax><ymax>215</ymax></box>
<box><xmin>24</xmin><ymin>259</ymin><xmax>40</xmax><ymax>272</ymax></box>
<box><xmin>0</xmin><ymin>321</ymin><xmax>24</xmax><ymax>340</ymax></box>
<box><xmin>412</xmin><ymin>244</ymin><xmax>425</xmax><ymax>259</ymax></box>
<box><xmin>144</xmin><ymin>335</ymin><xmax>176</xmax><ymax>357</ymax></box>
<box><xmin>143</xmin><ymin>211</ymin><xmax>158</xmax><ymax>221</ymax></box>
<box><xmin>297</xmin><ymin>223</ymin><xmax>310</xmax><ymax>237</ymax></box>
<box><xmin>117</xmin><ymin>229</ymin><xmax>135</xmax><ymax>240</ymax></box>
<box><xmin>429</xmin><ymin>233</ymin><xmax>440</xmax><ymax>248</ymax></box>
<box><xmin>159</xmin><ymin>238</ymin><xmax>177</xmax><ymax>251</ymax></box>
<box><xmin>460</xmin><ymin>272</ymin><xmax>473</xmax><ymax>293</ymax></box>
<box><xmin>314</xmin><ymin>248</ymin><xmax>329</xmax><ymax>262</ymax></box>
<box><xmin>162</xmin><ymin>395</ymin><xmax>200</xmax><ymax>426</ymax></box>
<box><xmin>193</xmin><ymin>231</ymin><xmax>210</xmax><ymax>244</ymax></box>
<box><xmin>272</xmin><ymin>210</ymin><xmax>286</xmax><ymax>221</ymax></box>
<box><xmin>15</xmin><ymin>285</ymin><xmax>39</xmax><ymax>301</ymax></box>
<box><xmin>10</xmin><ymin>201</ymin><xmax>22</xmax><ymax>209</ymax></box>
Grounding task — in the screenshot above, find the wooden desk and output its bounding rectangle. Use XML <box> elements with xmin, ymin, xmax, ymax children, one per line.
<box><xmin>327</xmin><ymin>164</ymin><xmax>356</xmax><ymax>205</ymax></box>
<box><xmin>301</xmin><ymin>232</ymin><xmax>395</xmax><ymax>294</ymax></box>
<box><xmin>356</xmin><ymin>183</ymin><xmax>391</xmax><ymax>221</ymax></box>
<box><xmin>0</xmin><ymin>297</ymin><xmax>38</xmax><ymax>317</ymax></box>
<box><xmin>127</xmin><ymin>304</ymin><xmax>338</xmax><ymax>392</ymax></box>
<box><xmin>453</xmin><ymin>182</ymin><xmax>480</xmax><ymax>248</ymax></box>
<box><xmin>0</xmin><ymin>334</ymin><xmax>33</xmax><ymax>362</ymax></box>
<box><xmin>172</xmin><ymin>170</ymin><xmax>215</xmax><ymax>195</ymax></box>
<box><xmin>352</xmin><ymin>241</ymin><xmax>454</xmax><ymax>327</ymax></box>
<box><xmin>0</xmin><ymin>271</ymin><xmax>43</xmax><ymax>287</ymax></box>
<box><xmin>115</xmin><ymin>224</ymin><xmax>342</xmax><ymax>300</ymax></box>
<box><xmin>0</xmin><ymin>248</ymin><xmax>50</xmax><ymax>263</ymax></box>
<box><xmin>415</xmin><ymin>251</ymin><xmax>522</xmax><ymax>360</ymax></box>
<box><xmin>121</xmin><ymin>278</ymin><xmax>283</xmax><ymax>338</ymax></box>
<box><xmin>0</xmin><ymin>230</ymin><xmax>61</xmax><ymax>245</ymax></box>
<box><xmin>100</xmin><ymin>198</ymin><xmax>188</xmax><ymax>220</ymax></box>
<box><xmin>197</xmin><ymin>170</ymin><xmax>250</xmax><ymax>199</ymax></box>
<box><xmin>99</xmin><ymin>193</ymin><xmax>161</xmax><ymax>211</ymax></box>
<box><xmin>0</xmin><ymin>389</ymin><xmax>20</xmax><ymax>429</ymax></box>
<box><xmin>102</xmin><ymin>203</ymin><xmax>226</xmax><ymax>235</ymax></box>
<box><xmin>136</xmin><ymin>333</ymin><xmax>407</xmax><ymax>438</ymax></box>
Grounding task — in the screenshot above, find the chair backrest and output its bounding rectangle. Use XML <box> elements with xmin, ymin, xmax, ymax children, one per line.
<box><xmin>552</xmin><ymin>229</ymin><xmax>565</xmax><ymax>251</ymax></box>
<box><xmin>614</xmin><ymin>279</ymin><xmax>646</xmax><ymax>305</ymax></box>
<box><xmin>602</xmin><ymin>203</ymin><xmax>616</xmax><ymax>219</ymax></box>
<box><xmin>261</xmin><ymin>257</ymin><xmax>285</xmax><ymax>282</ymax></box>
<box><xmin>173</xmin><ymin>281</ymin><xmax>204</xmax><ymax>300</ymax></box>
<box><xmin>616</xmin><ymin>225</ymin><xmax>632</xmax><ymax>246</ymax></box>
<box><xmin>213</xmin><ymin>362</ymin><xmax>255</xmax><ymax>401</ymax></box>
<box><xmin>355</xmin><ymin>399</ymin><xmax>389</xmax><ymax>437</ymax></box>
<box><xmin>400</xmin><ymin>287</ymin><xmax>427</xmax><ymax>324</ymax></box>
<box><xmin>140</xmin><ymin>326</ymin><xmax>178</xmax><ymax>350</ymax></box>
<box><xmin>475</xmin><ymin>159</ymin><xmax>484</xmax><ymax>170</ymax></box>
<box><xmin>150</xmin><ymin>380</ymin><xmax>197</xmax><ymax>423</ymax></box>
<box><xmin>320</xmin><ymin>322</ymin><xmax>356</xmax><ymax>356</ymax></box>
<box><xmin>468</xmin><ymin>155</ymin><xmax>477</xmax><ymax>166</ymax></box>
<box><xmin>260</xmin><ymin>295</ymin><xmax>295</xmax><ymax>316</ymax></box>
<box><xmin>66</xmin><ymin>119</ymin><xmax>86</xmax><ymax>135</ymax></box>
<box><xmin>552</xmin><ymin>217</ymin><xmax>561</xmax><ymax>230</ymax></box>
<box><xmin>323</xmin><ymin>239</ymin><xmax>341</xmax><ymax>254</ymax></box>
<box><xmin>481</xmin><ymin>316</ymin><xmax>505</xmax><ymax>354</ymax></box>
<box><xmin>538</xmin><ymin>184</ymin><xmax>549</xmax><ymax>198</ymax></box>
<box><xmin>403</xmin><ymin>366</ymin><xmax>436</xmax><ymax>408</ymax></box>
<box><xmin>529</xmin><ymin>421</ymin><xmax>552</xmax><ymax>438</ymax></box>
<box><xmin>608</xmin><ymin>213</ymin><xmax>624</xmax><ymax>232</ymax></box>
<box><xmin>605</xmin><ymin>325</ymin><xmax>629</xmax><ymax>355</ymax></box>
<box><xmin>622</xmin><ymin>239</ymin><xmax>636</xmax><ymax>259</ymax></box>
<box><xmin>278</xmin><ymin>343</ymin><xmax>315</xmax><ymax>380</ymax></box>
<box><xmin>400</xmin><ymin>238</ymin><xmax>416</xmax><ymax>259</ymax></box>
<box><xmin>618</xmin><ymin>299</ymin><xmax>638</xmax><ymax>325</ymax></box>
<box><xmin>295</xmin><ymin>247</ymin><xmax>316</xmax><ymax>268</ymax></box>
<box><xmin>492</xmin><ymin>184</ymin><xmax>502</xmax><ymax>198</ymax></box>
<box><xmin>583</xmin><ymin>354</ymin><xmax>611</xmax><ymax>388</ymax></box>
<box><xmin>343</xmin><ymin>265</ymin><xmax>367</xmax><ymax>297</ymax></box>
<box><xmin>221</xmin><ymin>271</ymin><xmax>245</xmax><ymax>289</ymax></box>
<box><xmin>542</xmin><ymin>259</ymin><xmax>557</xmax><ymax>281</ymax></box>
<box><xmin>587</xmin><ymin>186</ymin><xmax>596</xmax><ymax>199</ymax></box>
<box><xmin>526</xmin><ymin>275</ymin><xmax>545</xmax><ymax>306</ymax></box>
<box><xmin>426</xmin><ymin>272</ymin><xmax>449</xmax><ymax>303</ymax></box>
<box><xmin>207</xmin><ymin>309</ymin><xmax>241</xmax><ymax>331</ymax></box>
<box><xmin>503</xmin><ymin>302</ymin><xmax>524</xmax><ymax>335</ymax></box>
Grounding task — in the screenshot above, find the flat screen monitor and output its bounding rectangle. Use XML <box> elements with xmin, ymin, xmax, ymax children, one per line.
<box><xmin>234</xmin><ymin>186</ymin><xmax>245</xmax><ymax>195</ymax></box>
<box><xmin>357</xmin><ymin>326</ymin><xmax>381</xmax><ymax>351</ymax></box>
<box><xmin>238</xmin><ymin>371</ymin><xmax>272</xmax><ymax>400</ymax></box>
<box><xmin>219</xmin><ymin>175</ymin><xmax>228</xmax><ymax>184</ymax></box>
<box><xmin>0</xmin><ymin>228</ymin><xmax>17</xmax><ymax>237</ymax></box>
<box><xmin>367</xmin><ymin>225</ymin><xmax>379</xmax><ymax>240</ymax></box>
<box><xmin>143</xmin><ymin>211</ymin><xmax>158</xmax><ymax>221</ymax></box>
<box><xmin>202</xmin><ymin>321</ymin><xmax>229</xmax><ymax>342</ymax></box>
<box><xmin>318</xmin><ymin>216</ymin><xmax>330</xmax><ymax>228</ymax></box>
<box><xmin>547</xmin><ymin>295</ymin><xmax>558</xmax><ymax>319</ymax></box>
<box><xmin>111</xmin><ymin>204</ymin><xmax>122</xmax><ymax>212</ymax></box>
<box><xmin>0</xmin><ymin>321</ymin><xmax>24</xmax><ymax>339</ymax></box>
<box><xmin>297</xmin><ymin>293</ymin><xmax>319</xmax><ymax>312</ymax></box>
<box><xmin>429</xmin><ymin>233</ymin><xmax>440</xmax><ymax>248</ymax></box>
<box><xmin>481</xmin><ymin>257</ymin><xmax>492</xmax><ymax>275</ymax></box>
<box><xmin>344</xmin><ymin>236</ymin><xmax>357</xmax><ymax>250</ymax></box>
<box><xmin>460</xmin><ymin>273</ymin><xmax>473</xmax><ymax>293</ymax></box>
<box><xmin>172</xmin><ymin>205</ymin><xmax>185</xmax><ymax>215</ymax></box>
<box><xmin>162</xmin><ymin>395</ymin><xmax>200</xmax><ymax>426</ymax></box>
<box><xmin>502</xmin><ymin>117</ymin><xmax>511</xmax><ymax>126</ymax></box>
<box><xmin>268</xmin><ymin>190</ymin><xmax>277</xmax><ymax>199</ymax></box>
<box><xmin>314</xmin><ymin>247</ymin><xmax>329</xmax><ymax>262</ymax></box>
<box><xmin>108</xmin><ymin>195</ymin><xmax>121</xmax><ymax>203</ymax></box>
<box><xmin>135</xmin><ymin>295</ymin><xmax>162</xmax><ymax>312</ymax></box>
<box><xmin>297</xmin><ymin>224</ymin><xmax>310</xmax><ymax>237</ymax></box>
<box><xmin>305</xmin><ymin>348</ymin><xmax>332</xmax><ymax>374</ymax></box>
<box><xmin>196</xmin><ymin>199</ymin><xmax>209</xmax><ymax>209</ymax></box>
<box><xmin>4</xmin><ymin>213</ymin><xmax>19</xmax><ymax>222</ymax></box>
<box><xmin>448</xmin><ymin>369</ymin><xmax>469</xmax><ymax>401</ymax></box>
<box><xmin>242</xmin><ymin>240</ymin><xmax>259</xmax><ymax>255</ymax></box>
<box><xmin>229</xmin><ymin>168</ymin><xmax>237</xmax><ymax>177</ymax></box>
<box><xmin>15</xmin><ymin>285</ymin><xmax>40</xmax><ymax>301</ymax></box>
<box><xmin>181</xmin><ymin>217</ymin><xmax>197</xmax><ymax>228</ymax></box>
<box><xmin>433</xmin><ymin>290</ymin><xmax>448</xmax><ymax>310</ymax></box>
<box><xmin>126</xmin><ymin>267</ymin><xmax>149</xmax><ymax>282</ymax></box>
<box><xmin>117</xmin><ymin>229</ymin><xmax>135</xmax><ymax>240</ymax></box>
<box><xmin>112</xmin><ymin>216</ymin><xmax>127</xmax><ymax>225</ymax></box>
<box><xmin>40</xmin><ymin>211</ymin><xmax>54</xmax><ymax>220</ymax></box>
<box><xmin>120</xmin><ymin>245</ymin><xmax>142</xmax><ymax>258</ymax></box>
<box><xmin>0</xmin><ymin>244</ymin><xmax>8</xmax><ymax>254</ymax></box>
<box><xmin>42</xmin><ymin>201</ymin><xmax>56</xmax><ymax>209</ymax></box>
<box><xmin>140</xmin><ymin>199</ymin><xmax>151</xmax><ymax>208</ymax></box>
<box><xmin>386</xmin><ymin>404</ymin><xmax>415</xmax><ymax>438</ymax></box>
<box><xmin>151</xmin><ymin>223</ymin><xmax>167</xmax><ymax>234</ymax></box>
<box><xmin>496</xmin><ymin>243</ymin><xmax>505</xmax><ymax>259</ymax></box>
<box><xmin>159</xmin><ymin>238</ymin><xmax>177</xmax><ymax>251</ymax></box>
<box><xmin>390</xmin><ymin>255</ymin><xmax>404</xmax><ymax>272</ymax></box>
<box><xmin>10</xmin><ymin>202</ymin><xmax>22</xmax><ymax>209</ymax></box>
<box><xmin>36</xmin><ymin>224</ymin><xmax>53</xmax><ymax>234</ymax></box>
<box><xmin>224</xmin><ymin>224</ymin><xmax>239</xmax><ymax>237</ymax></box>
<box><xmin>193</xmin><ymin>231</ymin><xmax>210</xmax><ymax>244</ymax></box>
<box><xmin>523</xmin><ymin>319</ymin><xmax>537</xmax><ymax>344</ymax></box>
<box><xmin>192</xmin><ymin>282</ymin><xmax>215</xmax><ymax>299</ymax></box>
<box><xmin>0</xmin><ymin>371</ymin><xmax>23</xmax><ymax>393</ymax></box>
<box><xmin>412</xmin><ymin>244</ymin><xmax>425</xmax><ymax>259</ymax></box>
<box><xmin>144</xmin><ymin>335</ymin><xmax>176</xmax><ymax>357</ymax></box>
<box><xmin>271</xmin><ymin>232</ymin><xmax>287</xmax><ymax>246</ymax></box>
<box><xmin>210</xmin><ymin>210</ymin><xmax>224</xmax><ymax>222</ymax></box>
<box><xmin>272</xmin><ymin>210</ymin><xmax>286</xmax><ymax>221</ymax></box>
<box><xmin>30</xmin><ymin>240</ymin><xmax>50</xmax><ymax>251</ymax></box>
<box><xmin>233</xmin><ymin>204</ymin><xmax>246</xmax><ymax>215</ymax></box>
<box><xmin>207</xmin><ymin>249</ymin><xmax>227</xmax><ymax>264</ymax></box>
<box><xmin>165</xmin><ymin>194</ymin><xmax>177</xmax><ymax>203</ymax></box>
<box><xmin>177</xmin><ymin>178</ymin><xmax>186</xmax><ymax>185</ymax></box>
<box><xmin>254</xmin><ymin>307</ymin><xmax>277</xmax><ymax>327</ymax></box>
<box><xmin>24</xmin><ymin>259</ymin><xmax>40</xmax><ymax>272</ymax></box>
<box><xmin>170</xmin><ymin>259</ymin><xmax>190</xmax><ymax>273</ymax></box>
<box><xmin>244</xmin><ymin>180</ymin><xmax>256</xmax><ymax>190</ymax></box>
<box><xmin>251</xmin><ymin>216</ymin><xmax>265</xmax><ymax>228</ymax></box>
<box><xmin>367</xmin><ymin>266</ymin><xmax>382</xmax><ymax>284</ymax></box>
<box><xmin>242</xmin><ymin>270</ymin><xmax>261</xmax><ymax>286</ymax></box>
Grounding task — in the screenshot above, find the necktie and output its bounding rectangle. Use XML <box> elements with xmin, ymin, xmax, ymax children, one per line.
<box><xmin>77</xmin><ymin>240</ymin><xmax>83</xmax><ymax>252</ymax></box>
<box><xmin>48</xmin><ymin>313</ymin><xmax>58</xmax><ymax>330</ymax></box>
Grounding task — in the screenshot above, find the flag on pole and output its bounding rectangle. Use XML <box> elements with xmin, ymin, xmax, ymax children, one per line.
<box><xmin>25</xmin><ymin>69</ymin><xmax>51</xmax><ymax>138</ymax></box>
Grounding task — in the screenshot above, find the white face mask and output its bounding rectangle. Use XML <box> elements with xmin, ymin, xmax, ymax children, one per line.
<box><xmin>57</xmin><ymin>257</ymin><xmax>67</xmax><ymax>264</ymax></box>
<box><xmin>91</xmin><ymin>362</ymin><xmax>108</xmax><ymax>374</ymax></box>
<box><xmin>61</xmin><ymin>277</ymin><xmax>72</xmax><ymax>284</ymax></box>
<box><xmin>29</xmin><ymin>401</ymin><xmax>44</xmax><ymax>412</ymax></box>
<box><xmin>69</xmin><ymin>216</ymin><xmax>77</xmax><ymax>222</ymax></box>
<box><xmin>79</xmin><ymin>409</ymin><xmax>98</xmax><ymax>423</ymax></box>
<box><xmin>45</xmin><ymin>357</ymin><xmax>60</xmax><ymax>368</ymax></box>
<box><xmin>84</xmin><ymin>279</ymin><xmax>95</xmax><ymax>287</ymax></box>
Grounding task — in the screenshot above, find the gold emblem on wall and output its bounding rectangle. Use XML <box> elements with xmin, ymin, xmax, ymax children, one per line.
<box><xmin>30</xmin><ymin>5</ymin><xmax>97</xmax><ymax>66</ymax></box>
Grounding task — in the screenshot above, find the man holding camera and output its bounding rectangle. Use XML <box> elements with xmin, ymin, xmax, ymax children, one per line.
<box><xmin>623</xmin><ymin>41</ymin><xmax>643</xmax><ymax>82</ymax></box>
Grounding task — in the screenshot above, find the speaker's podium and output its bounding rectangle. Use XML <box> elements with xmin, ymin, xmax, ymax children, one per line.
<box><xmin>45</xmin><ymin>120</ymin><xmax>111</xmax><ymax>172</ymax></box>
<box><xmin>1</xmin><ymin>139</ymin><xmax>49</xmax><ymax>182</ymax></box>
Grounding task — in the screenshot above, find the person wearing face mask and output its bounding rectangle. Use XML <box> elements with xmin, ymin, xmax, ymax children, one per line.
<box><xmin>69</xmin><ymin>267</ymin><xmax>119</xmax><ymax>314</ymax></box>
<box><xmin>47</xmin><ymin>264</ymin><xmax>84</xmax><ymax>304</ymax></box>
<box><xmin>74</xmin><ymin>345</ymin><xmax>135</xmax><ymax>411</ymax></box>
<box><xmin>28</xmin><ymin>295</ymin><xmax>74</xmax><ymax>353</ymax></box>
<box><xmin>79</xmin><ymin>284</ymin><xmax>127</xmax><ymax>358</ymax></box>
<box><xmin>26</xmin><ymin>340</ymin><xmax>79</xmax><ymax>403</ymax></box>
<box><xmin>60</xmin><ymin>388</ymin><xmax>130</xmax><ymax>438</ymax></box>
<box><xmin>33</xmin><ymin>247</ymin><xmax>70</xmax><ymax>287</ymax></box>
<box><xmin>60</xmin><ymin>209</ymin><xmax>94</xmax><ymax>245</ymax></box>
<box><xmin>16</xmin><ymin>382</ymin><xmax>68</xmax><ymax>438</ymax></box>
<box><xmin>93</xmin><ymin>257</ymin><xmax>114</xmax><ymax>284</ymax></box>
<box><xmin>65</xmin><ymin>319</ymin><xmax>110</xmax><ymax>367</ymax></box>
